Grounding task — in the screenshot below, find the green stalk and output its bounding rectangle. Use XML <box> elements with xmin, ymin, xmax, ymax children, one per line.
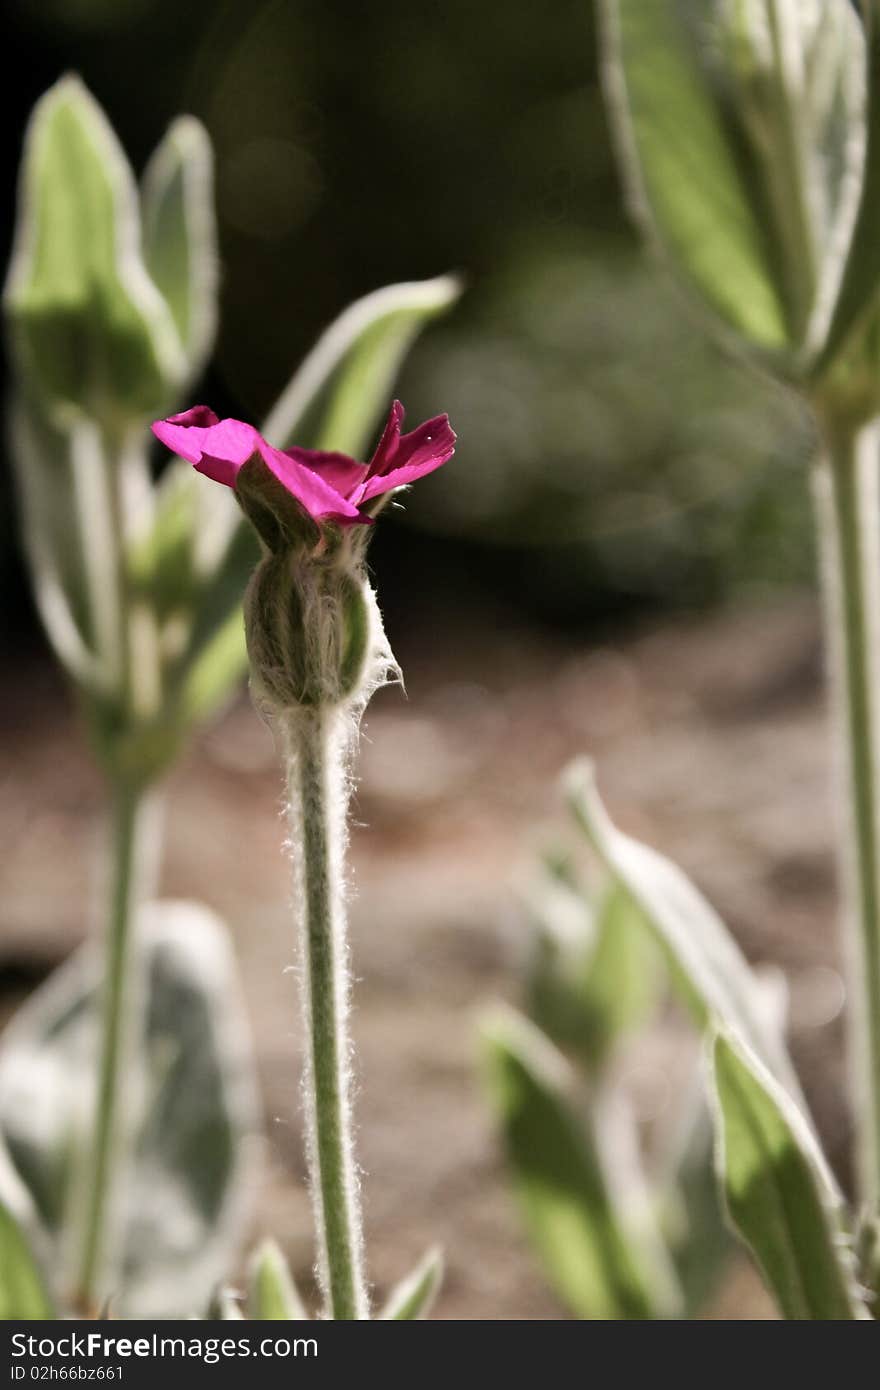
<box><xmin>814</xmin><ymin>416</ymin><xmax>880</xmax><ymax>1210</ymax></box>
<box><xmin>75</xmin><ymin>781</ymin><xmax>154</xmax><ymax>1310</ymax></box>
<box><xmin>286</xmin><ymin>706</ymin><xmax>366</xmax><ymax>1320</ymax></box>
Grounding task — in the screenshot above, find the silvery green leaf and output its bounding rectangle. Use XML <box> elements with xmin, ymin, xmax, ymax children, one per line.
<box><xmin>9</xmin><ymin>395</ymin><xmax>104</xmax><ymax>692</ymax></box>
<box><xmin>710</xmin><ymin>1030</ymin><xmax>869</xmax><ymax>1319</ymax></box>
<box><xmin>248</xmin><ymin>1239</ymin><xmax>308</xmax><ymax>1320</ymax></box>
<box><xmin>378</xmin><ymin>1247</ymin><xmax>443</xmax><ymax>1320</ymax></box>
<box><xmin>482</xmin><ymin>1007</ymin><xmax>677</xmax><ymax>1320</ymax></box>
<box><xmin>526</xmin><ymin>871</ymin><xmax>661</xmax><ymax>1072</ymax></box>
<box><xmin>656</xmin><ymin>1065</ymin><xmax>732</xmax><ymax>1316</ymax></box>
<box><xmin>141</xmin><ymin>117</ymin><xmax>218</xmax><ymax>381</ymax></box>
<box><xmin>4</xmin><ymin>76</ymin><xmax>184</xmax><ymax>429</ymax></box>
<box><xmin>0</xmin><ymin>901</ymin><xmax>259</xmax><ymax>1317</ymax></box>
<box><xmin>601</xmin><ymin>1</ymin><xmax>864</xmax><ymax>361</ymax></box>
<box><xmin>0</xmin><ymin>1196</ymin><xmax>54</xmax><ymax>1320</ymax></box>
<box><xmin>565</xmin><ymin>759</ymin><xmax>802</xmax><ymax>1104</ymax></box>
<box><xmin>262</xmin><ymin>274</ymin><xmax>461</xmax><ymax>456</ymax></box>
<box><xmin>812</xmin><ymin>4</ymin><xmax>880</xmax><ymax>417</ymax></box>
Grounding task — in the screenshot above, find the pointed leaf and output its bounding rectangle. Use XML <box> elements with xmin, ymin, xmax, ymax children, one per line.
<box><xmin>482</xmin><ymin>1007</ymin><xmax>666</xmax><ymax>1319</ymax></box>
<box><xmin>528</xmin><ymin>874</ymin><xmax>661</xmax><ymax>1072</ymax></box>
<box><xmin>262</xmin><ymin>274</ymin><xmax>461</xmax><ymax>457</ymax></box>
<box><xmin>599</xmin><ymin>0</ymin><xmax>789</xmax><ymax>351</ymax></box>
<box><xmin>141</xmin><ymin>116</ymin><xmax>218</xmax><ymax>378</ymax></box>
<box><xmin>710</xmin><ymin>1031</ymin><xmax>867</xmax><ymax>1319</ymax></box>
<box><xmin>565</xmin><ymin>759</ymin><xmax>802</xmax><ymax>1103</ymax></box>
<box><xmin>4</xmin><ymin>76</ymin><xmax>183</xmax><ymax>426</ymax></box>
<box><xmin>248</xmin><ymin>1239</ymin><xmax>308</xmax><ymax>1320</ymax></box>
<box><xmin>379</xmin><ymin>1247</ymin><xmax>443</xmax><ymax>1320</ymax></box>
<box><xmin>0</xmin><ymin>1197</ymin><xmax>54</xmax><ymax>1319</ymax></box>
<box><xmin>813</xmin><ymin>5</ymin><xmax>880</xmax><ymax>416</ymax></box>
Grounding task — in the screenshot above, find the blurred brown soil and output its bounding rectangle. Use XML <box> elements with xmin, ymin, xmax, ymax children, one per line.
<box><xmin>0</xmin><ymin>592</ymin><xmax>847</xmax><ymax>1320</ymax></box>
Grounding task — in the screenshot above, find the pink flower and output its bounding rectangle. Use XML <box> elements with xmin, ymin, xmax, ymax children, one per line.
<box><xmin>151</xmin><ymin>400</ymin><xmax>456</xmax><ymax>527</ymax></box>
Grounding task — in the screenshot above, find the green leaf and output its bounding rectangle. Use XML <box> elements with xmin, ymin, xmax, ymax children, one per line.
<box><xmin>527</xmin><ymin>873</ymin><xmax>661</xmax><ymax>1072</ymax></box>
<box><xmin>9</xmin><ymin>395</ymin><xmax>103</xmax><ymax>691</ymax></box>
<box><xmin>0</xmin><ymin>1197</ymin><xmax>54</xmax><ymax>1319</ymax></box>
<box><xmin>4</xmin><ymin>75</ymin><xmax>184</xmax><ymax>428</ymax></box>
<box><xmin>711</xmin><ymin>1031</ymin><xmax>868</xmax><ymax>1319</ymax></box>
<box><xmin>379</xmin><ymin>1248</ymin><xmax>443</xmax><ymax>1320</ymax></box>
<box><xmin>656</xmin><ymin>1074</ymin><xmax>732</xmax><ymax>1316</ymax></box>
<box><xmin>812</xmin><ymin>5</ymin><xmax>880</xmax><ymax>416</ymax></box>
<box><xmin>141</xmin><ymin>116</ymin><xmax>218</xmax><ymax>378</ymax></box>
<box><xmin>0</xmin><ymin>901</ymin><xmax>258</xmax><ymax>1317</ymax></box>
<box><xmin>565</xmin><ymin>759</ymin><xmax>802</xmax><ymax>1104</ymax></box>
<box><xmin>248</xmin><ymin>1239</ymin><xmax>308</xmax><ymax>1320</ymax></box>
<box><xmin>262</xmin><ymin>274</ymin><xmax>461</xmax><ymax>456</ymax></box>
<box><xmin>600</xmin><ymin>0</ymin><xmax>789</xmax><ymax>351</ymax></box>
<box><xmin>482</xmin><ymin>1007</ymin><xmax>673</xmax><ymax>1319</ymax></box>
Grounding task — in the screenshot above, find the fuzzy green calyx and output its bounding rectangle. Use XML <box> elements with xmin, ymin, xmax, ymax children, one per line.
<box><xmin>245</xmin><ymin>550</ymin><xmax>371</xmax><ymax>711</ymax></box>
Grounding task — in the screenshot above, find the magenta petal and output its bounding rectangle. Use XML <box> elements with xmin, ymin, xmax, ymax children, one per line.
<box><xmin>366</xmin><ymin>399</ymin><xmax>406</xmax><ymax>474</ymax></box>
<box><xmin>261</xmin><ymin>444</ymin><xmax>366</xmax><ymax>524</ymax></box>
<box><xmin>152</xmin><ymin>412</ymin><xmax>263</xmax><ymax>488</ymax></box>
<box><xmin>358</xmin><ymin>413</ymin><xmax>456</xmax><ymax>501</ymax></box>
<box><xmin>282</xmin><ymin>446</ymin><xmax>370</xmax><ymax>499</ymax></box>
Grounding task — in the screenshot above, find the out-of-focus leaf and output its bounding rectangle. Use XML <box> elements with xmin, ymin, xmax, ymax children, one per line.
<box><xmin>262</xmin><ymin>274</ymin><xmax>461</xmax><ymax>457</ymax></box>
<box><xmin>248</xmin><ymin>1239</ymin><xmax>308</xmax><ymax>1320</ymax></box>
<box><xmin>600</xmin><ymin>0</ymin><xmax>789</xmax><ymax>351</ymax></box>
<box><xmin>482</xmin><ymin>1007</ymin><xmax>672</xmax><ymax>1319</ymax></box>
<box><xmin>565</xmin><ymin>759</ymin><xmax>802</xmax><ymax>1104</ymax></box>
<box><xmin>0</xmin><ymin>902</ymin><xmax>258</xmax><ymax>1317</ymax></box>
<box><xmin>710</xmin><ymin>1031</ymin><xmax>867</xmax><ymax>1320</ymax></box>
<box><xmin>601</xmin><ymin>1</ymin><xmax>865</xmax><ymax>360</ymax></box>
<box><xmin>657</xmin><ymin>1068</ymin><xmax>731</xmax><ymax>1316</ymax></box>
<box><xmin>378</xmin><ymin>1247</ymin><xmax>443</xmax><ymax>1320</ymax></box>
<box><xmin>813</xmin><ymin>4</ymin><xmax>880</xmax><ymax>417</ymax></box>
<box><xmin>4</xmin><ymin>75</ymin><xmax>183</xmax><ymax>427</ymax></box>
<box><xmin>0</xmin><ymin>1197</ymin><xmax>54</xmax><ymax>1319</ymax></box>
<box><xmin>9</xmin><ymin>395</ymin><xmax>104</xmax><ymax>691</ymax></box>
<box><xmin>527</xmin><ymin>872</ymin><xmax>660</xmax><ymax>1071</ymax></box>
<box><xmin>141</xmin><ymin>116</ymin><xmax>218</xmax><ymax>379</ymax></box>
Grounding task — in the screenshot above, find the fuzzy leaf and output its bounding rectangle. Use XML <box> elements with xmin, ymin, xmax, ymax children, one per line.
<box><xmin>601</xmin><ymin>1</ymin><xmax>864</xmax><ymax>361</ymax></box>
<box><xmin>141</xmin><ymin>116</ymin><xmax>218</xmax><ymax>378</ymax></box>
<box><xmin>4</xmin><ymin>76</ymin><xmax>183</xmax><ymax>427</ymax></box>
<box><xmin>482</xmin><ymin>1007</ymin><xmax>668</xmax><ymax>1320</ymax></box>
<box><xmin>248</xmin><ymin>1239</ymin><xmax>308</xmax><ymax>1320</ymax></box>
<box><xmin>711</xmin><ymin>1031</ymin><xmax>867</xmax><ymax>1320</ymax></box>
<box><xmin>0</xmin><ymin>902</ymin><xmax>258</xmax><ymax>1317</ymax></box>
<box><xmin>0</xmin><ymin>1198</ymin><xmax>54</xmax><ymax>1320</ymax></box>
<box><xmin>565</xmin><ymin>759</ymin><xmax>802</xmax><ymax>1103</ymax></box>
<box><xmin>527</xmin><ymin>873</ymin><xmax>661</xmax><ymax>1072</ymax></box>
<box><xmin>379</xmin><ymin>1248</ymin><xmax>443</xmax><ymax>1320</ymax></box>
<box><xmin>600</xmin><ymin>0</ymin><xmax>789</xmax><ymax>351</ymax></box>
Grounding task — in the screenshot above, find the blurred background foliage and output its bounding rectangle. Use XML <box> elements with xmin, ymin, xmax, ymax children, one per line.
<box><xmin>2</xmin><ymin>0</ymin><xmax>816</xmax><ymax>640</ymax></box>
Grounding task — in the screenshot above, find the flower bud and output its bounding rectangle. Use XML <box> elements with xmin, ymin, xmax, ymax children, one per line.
<box><xmin>4</xmin><ymin>76</ymin><xmax>185</xmax><ymax>432</ymax></box>
<box><xmin>244</xmin><ymin>551</ymin><xmax>371</xmax><ymax>710</ymax></box>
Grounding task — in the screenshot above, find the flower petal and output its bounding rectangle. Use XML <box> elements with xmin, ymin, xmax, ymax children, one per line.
<box><xmin>366</xmin><ymin>399</ymin><xmax>406</xmax><ymax>474</ymax></box>
<box><xmin>152</xmin><ymin>410</ymin><xmax>262</xmax><ymax>488</ymax></box>
<box><xmin>282</xmin><ymin>446</ymin><xmax>370</xmax><ymax>499</ymax></box>
<box><xmin>261</xmin><ymin>444</ymin><xmax>366</xmax><ymax>524</ymax></box>
<box><xmin>358</xmin><ymin>410</ymin><xmax>456</xmax><ymax>502</ymax></box>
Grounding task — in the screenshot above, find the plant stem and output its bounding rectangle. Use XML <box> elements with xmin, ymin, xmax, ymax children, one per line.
<box><xmin>76</xmin><ymin>781</ymin><xmax>155</xmax><ymax>1309</ymax></box>
<box><xmin>814</xmin><ymin>417</ymin><xmax>880</xmax><ymax>1210</ymax></box>
<box><xmin>285</xmin><ymin>706</ymin><xmax>367</xmax><ymax>1320</ymax></box>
